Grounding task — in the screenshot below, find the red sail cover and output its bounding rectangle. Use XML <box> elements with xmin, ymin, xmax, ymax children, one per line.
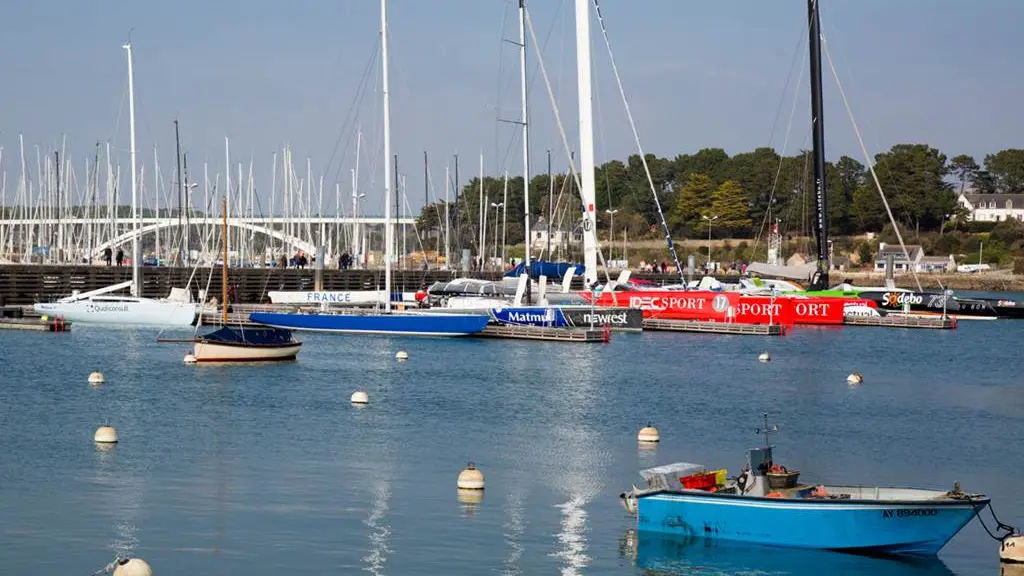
<box><xmin>582</xmin><ymin>290</ymin><xmax>875</xmax><ymax>326</ymax></box>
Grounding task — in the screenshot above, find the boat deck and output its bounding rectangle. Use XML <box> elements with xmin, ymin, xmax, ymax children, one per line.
<box><xmin>642</xmin><ymin>319</ymin><xmax>785</xmax><ymax>336</ymax></box>
<box><xmin>476</xmin><ymin>324</ymin><xmax>608</xmax><ymax>343</ymax></box>
<box><xmin>843</xmin><ymin>314</ymin><xmax>956</xmax><ymax>329</ymax></box>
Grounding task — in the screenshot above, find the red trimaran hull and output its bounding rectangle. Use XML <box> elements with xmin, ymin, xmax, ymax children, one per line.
<box><xmin>582</xmin><ymin>290</ymin><xmax>875</xmax><ymax>326</ymax></box>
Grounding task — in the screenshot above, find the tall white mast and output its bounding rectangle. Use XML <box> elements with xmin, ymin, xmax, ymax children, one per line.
<box><xmin>123</xmin><ymin>41</ymin><xmax>141</xmax><ymax>297</ymax></box>
<box><xmin>575</xmin><ymin>0</ymin><xmax>598</xmax><ymax>286</ymax></box>
<box><xmin>381</xmin><ymin>0</ymin><xmax>393</xmax><ymax>312</ymax></box>
<box><xmin>443</xmin><ymin>164</ymin><xmax>450</xmax><ymax>268</ymax></box>
<box><xmin>518</xmin><ymin>0</ymin><xmax>532</xmax><ymax>276</ymax></box>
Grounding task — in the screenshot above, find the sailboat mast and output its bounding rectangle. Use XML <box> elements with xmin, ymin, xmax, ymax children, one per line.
<box><xmin>175</xmin><ymin>119</ymin><xmax>184</xmax><ymax>264</ymax></box>
<box><xmin>222</xmin><ymin>197</ymin><xmax>228</xmax><ymax>324</ymax></box>
<box><xmin>574</xmin><ymin>0</ymin><xmax>598</xmax><ymax>287</ymax></box>
<box><xmin>123</xmin><ymin>41</ymin><xmax>140</xmax><ymax>297</ymax></box>
<box><xmin>381</xmin><ymin>0</ymin><xmax>393</xmax><ymax>312</ymax></box>
<box><xmin>808</xmin><ymin>0</ymin><xmax>829</xmax><ymax>289</ymax></box>
<box><xmin>518</xmin><ymin>0</ymin><xmax>532</xmax><ymax>293</ymax></box>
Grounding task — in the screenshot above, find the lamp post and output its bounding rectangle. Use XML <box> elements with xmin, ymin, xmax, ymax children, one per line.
<box><xmin>702</xmin><ymin>214</ymin><xmax>718</xmax><ymax>274</ymax></box>
<box><xmin>491</xmin><ymin>201</ymin><xmax>504</xmax><ymax>266</ymax></box>
<box><xmin>605</xmin><ymin>208</ymin><xmax>618</xmax><ymax>261</ymax></box>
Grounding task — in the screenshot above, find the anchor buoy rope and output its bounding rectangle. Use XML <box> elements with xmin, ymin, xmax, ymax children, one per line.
<box><xmin>970</xmin><ymin>499</ymin><xmax>1019</xmax><ymax>543</ymax></box>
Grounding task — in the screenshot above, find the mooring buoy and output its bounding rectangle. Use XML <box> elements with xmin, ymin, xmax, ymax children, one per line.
<box><xmin>396</xmin><ymin>350</ymin><xmax>409</xmax><ymax>361</ymax></box>
<box><xmin>351</xmin><ymin>390</ymin><xmax>369</xmax><ymax>405</ymax></box>
<box><xmin>847</xmin><ymin>371</ymin><xmax>864</xmax><ymax>385</ymax></box>
<box><xmin>183</xmin><ymin>353</ymin><xmax>197</xmax><ymax>364</ymax></box>
<box><xmin>457</xmin><ymin>462</ymin><xmax>485</xmax><ymax>490</ymax></box>
<box><xmin>88</xmin><ymin>371</ymin><xmax>105</xmax><ymax>385</ymax></box>
<box><xmin>638</xmin><ymin>423</ymin><xmax>660</xmax><ymax>443</ymax></box>
<box><xmin>758</xmin><ymin>352</ymin><xmax>771</xmax><ymax>363</ymax></box>
<box><xmin>112</xmin><ymin>557</ymin><xmax>153</xmax><ymax>576</ymax></box>
<box><xmin>94</xmin><ymin>426</ymin><xmax>118</xmax><ymax>444</ymax></box>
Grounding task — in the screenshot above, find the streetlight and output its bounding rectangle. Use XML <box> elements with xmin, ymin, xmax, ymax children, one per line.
<box><xmin>702</xmin><ymin>214</ymin><xmax>718</xmax><ymax>274</ymax></box>
<box><xmin>491</xmin><ymin>202</ymin><xmax>504</xmax><ymax>267</ymax></box>
<box><xmin>605</xmin><ymin>208</ymin><xmax>618</xmax><ymax>262</ymax></box>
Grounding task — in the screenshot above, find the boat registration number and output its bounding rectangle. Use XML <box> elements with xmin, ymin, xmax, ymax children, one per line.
<box><xmin>882</xmin><ymin>508</ymin><xmax>937</xmax><ymax>518</ymax></box>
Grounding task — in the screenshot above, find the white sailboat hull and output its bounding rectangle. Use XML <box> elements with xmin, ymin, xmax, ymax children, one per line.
<box><xmin>34</xmin><ymin>297</ymin><xmax>197</xmax><ymax>327</ymax></box>
<box><xmin>192</xmin><ymin>340</ymin><xmax>301</xmax><ymax>362</ymax></box>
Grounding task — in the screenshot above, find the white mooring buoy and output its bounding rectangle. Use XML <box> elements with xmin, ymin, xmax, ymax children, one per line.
<box><xmin>88</xmin><ymin>371</ymin><xmax>105</xmax><ymax>385</ymax></box>
<box><xmin>758</xmin><ymin>352</ymin><xmax>771</xmax><ymax>363</ymax></box>
<box><xmin>351</xmin><ymin>390</ymin><xmax>369</xmax><ymax>405</ymax></box>
<box><xmin>183</xmin><ymin>353</ymin><xmax>197</xmax><ymax>364</ymax></box>
<box><xmin>847</xmin><ymin>371</ymin><xmax>864</xmax><ymax>385</ymax></box>
<box><xmin>1002</xmin><ymin>534</ymin><xmax>1024</xmax><ymax>563</ymax></box>
<box><xmin>457</xmin><ymin>462</ymin><xmax>485</xmax><ymax>490</ymax></box>
<box><xmin>638</xmin><ymin>423</ymin><xmax>660</xmax><ymax>443</ymax></box>
<box><xmin>396</xmin><ymin>350</ymin><xmax>409</xmax><ymax>361</ymax></box>
<box><xmin>94</xmin><ymin>426</ymin><xmax>118</xmax><ymax>444</ymax></box>
<box><xmin>112</xmin><ymin>557</ymin><xmax>153</xmax><ymax>576</ymax></box>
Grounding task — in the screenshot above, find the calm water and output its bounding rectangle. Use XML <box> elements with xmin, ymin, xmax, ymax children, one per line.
<box><xmin>1</xmin><ymin>319</ymin><xmax>1022</xmax><ymax>575</ymax></box>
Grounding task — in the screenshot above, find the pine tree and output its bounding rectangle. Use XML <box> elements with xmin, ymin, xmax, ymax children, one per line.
<box><xmin>670</xmin><ymin>173</ymin><xmax>712</xmax><ymax>236</ymax></box>
<box><xmin>709</xmin><ymin>179</ymin><xmax>752</xmax><ymax>236</ymax></box>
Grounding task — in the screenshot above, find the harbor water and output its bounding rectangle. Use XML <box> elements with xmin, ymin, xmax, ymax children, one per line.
<box><xmin>0</xmin><ymin>319</ymin><xmax>1021</xmax><ymax>575</ymax></box>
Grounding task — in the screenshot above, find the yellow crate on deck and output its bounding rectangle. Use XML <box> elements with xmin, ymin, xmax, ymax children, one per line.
<box><xmin>711</xmin><ymin>469</ymin><xmax>727</xmax><ymax>486</ymax></box>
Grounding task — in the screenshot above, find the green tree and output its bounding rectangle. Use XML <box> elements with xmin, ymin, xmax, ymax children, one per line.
<box><xmin>983</xmin><ymin>149</ymin><xmax>1024</xmax><ymax>193</ymax></box>
<box><xmin>709</xmin><ymin>179</ymin><xmax>752</xmax><ymax>236</ymax></box>
<box><xmin>826</xmin><ymin>156</ymin><xmax>864</xmax><ymax>234</ymax></box>
<box><xmin>867</xmin><ymin>144</ymin><xmax>955</xmax><ymax>234</ymax></box>
<box><xmin>669</xmin><ymin>173</ymin><xmax>712</xmax><ymax>236</ymax></box>
<box><xmin>949</xmin><ymin>154</ymin><xmax>979</xmax><ymax>195</ymax></box>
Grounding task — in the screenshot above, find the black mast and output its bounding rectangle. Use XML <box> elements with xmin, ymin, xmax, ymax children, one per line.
<box><xmin>174</xmin><ymin>120</ymin><xmax>184</xmax><ymax>265</ymax></box>
<box><xmin>808</xmin><ymin>0</ymin><xmax>829</xmax><ymax>290</ymax></box>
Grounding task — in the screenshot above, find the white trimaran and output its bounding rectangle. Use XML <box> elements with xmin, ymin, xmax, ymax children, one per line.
<box><xmin>34</xmin><ymin>42</ymin><xmax>198</xmax><ymax>327</ymax></box>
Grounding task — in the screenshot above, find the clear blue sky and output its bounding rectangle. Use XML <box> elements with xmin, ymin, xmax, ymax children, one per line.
<box><xmin>1</xmin><ymin>0</ymin><xmax>1021</xmax><ymax>215</ymax></box>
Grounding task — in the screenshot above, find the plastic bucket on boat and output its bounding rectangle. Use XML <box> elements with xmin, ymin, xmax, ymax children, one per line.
<box><xmin>680</xmin><ymin>472</ymin><xmax>718</xmax><ymax>490</ymax></box>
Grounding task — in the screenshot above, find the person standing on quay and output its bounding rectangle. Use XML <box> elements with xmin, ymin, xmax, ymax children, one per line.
<box><xmin>115</xmin><ymin>248</ymin><xmax>124</xmax><ymax>267</ymax></box>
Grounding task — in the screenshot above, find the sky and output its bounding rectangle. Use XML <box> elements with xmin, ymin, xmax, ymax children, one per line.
<box><xmin>1</xmin><ymin>0</ymin><xmax>1022</xmax><ymax>216</ymax></box>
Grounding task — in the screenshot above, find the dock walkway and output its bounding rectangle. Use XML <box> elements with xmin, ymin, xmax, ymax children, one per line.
<box><xmin>642</xmin><ymin>319</ymin><xmax>785</xmax><ymax>336</ymax></box>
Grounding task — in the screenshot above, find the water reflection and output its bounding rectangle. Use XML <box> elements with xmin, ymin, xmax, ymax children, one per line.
<box><xmin>632</xmin><ymin>531</ymin><xmax>957</xmax><ymax>576</ymax></box>
<box><xmin>502</xmin><ymin>490</ymin><xmax>525</xmax><ymax>576</ymax></box>
<box><xmin>457</xmin><ymin>488</ymin><xmax>484</xmax><ymax>518</ymax></box>
<box><xmin>92</xmin><ymin>441</ymin><xmax>143</xmax><ymax>558</ymax></box>
<box><xmin>362</xmin><ymin>481</ymin><xmax>391</xmax><ymax>576</ymax></box>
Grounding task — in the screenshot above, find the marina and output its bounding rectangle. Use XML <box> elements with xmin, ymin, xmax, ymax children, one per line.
<box><xmin>0</xmin><ymin>0</ymin><xmax>1022</xmax><ymax>572</ymax></box>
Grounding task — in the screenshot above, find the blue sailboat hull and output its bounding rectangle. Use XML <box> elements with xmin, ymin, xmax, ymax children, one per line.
<box><xmin>248</xmin><ymin>311</ymin><xmax>489</xmax><ymax>337</ymax></box>
<box><xmin>636</xmin><ymin>491</ymin><xmax>983</xmax><ymax>555</ymax></box>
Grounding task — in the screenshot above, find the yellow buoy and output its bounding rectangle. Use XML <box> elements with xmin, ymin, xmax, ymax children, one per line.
<box><xmin>183</xmin><ymin>353</ymin><xmax>197</xmax><ymax>364</ymax></box>
<box><xmin>638</xmin><ymin>423</ymin><xmax>660</xmax><ymax>443</ymax></box>
<box><xmin>396</xmin><ymin>350</ymin><xmax>409</xmax><ymax>361</ymax></box>
<box><xmin>846</xmin><ymin>371</ymin><xmax>864</xmax><ymax>385</ymax></box>
<box><xmin>112</xmin><ymin>558</ymin><xmax>153</xmax><ymax>576</ymax></box>
<box><xmin>758</xmin><ymin>352</ymin><xmax>771</xmax><ymax>363</ymax></box>
<box><xmin>88</xmin><ymin>371</ymin><xmax>105</xmax><ymax>385</ymax></box>
<box><xmin>350</xmin><ymin>390</ymin><xmax>369</xmax><ymax>405</ymax></box>
<box><xmin>1002</xmin><ymin>535</ymin><xmax>1024</xmax><ymax>563</ymax></box>
<box><xmin>94</xmin><ymin>426</ymin><xmax>118</xmax><ymax>443</ymax></box>
<box><xmin>457</xmin><ymin>462</ymin><xmax>485</xmax><ymax>490</ymax></box>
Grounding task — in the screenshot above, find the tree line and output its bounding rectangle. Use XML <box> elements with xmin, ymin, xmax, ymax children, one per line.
<box><xmin>416</xmin><ymin>146</ymin><xmax>1024</xmax><ymax>248</ymax></box>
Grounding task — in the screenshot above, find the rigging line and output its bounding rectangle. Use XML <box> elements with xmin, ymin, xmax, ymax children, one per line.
<box><xmin>522</xmin><ymin>7</ymin><xmax>611</xmax><ymax>283</ymax></box>
<box><xmin>820</xmin><ymin>32</ymin><xmax>923</xmax><ymax>292</ymax></box>
<box><xmin>590</xmin><ymin>0</ymin><xmax>681</xmax><ymax>281</ymax></box>
<box><xmin>326</xmin><ymin>40</ymin><xmax>380</xmax><ymax>187</ymax></box>
<box><xmin>748</xmin><ymin>21</ymin><xmax>810</xmax><ymax>264</ymax></box>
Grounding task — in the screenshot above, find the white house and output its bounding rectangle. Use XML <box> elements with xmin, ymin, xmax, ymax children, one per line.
<box><xmin>874</xmin><ymin>243</ymin><xmax>954</xmax><ymax>273</ymax></box>
<box><xmin>958</xmin><ymin>193</ymin><xmax>1024</xmax><ymax>222</ymax></box>
<box><xmin>530</xmin><ymin>217</ymin><xmax>582</xmax><ymax>251</ymax></box>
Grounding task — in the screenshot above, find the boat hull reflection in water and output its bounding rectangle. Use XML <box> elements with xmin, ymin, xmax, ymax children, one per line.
<box><xmin>193</xmin><ymin>326</ymin><xmax>301</xmax><ymax>362</ymax></box>
<box><xmin>632</xmin><ymin>531</ymin><xmax>957</xmax><ymax>576</ymax></box>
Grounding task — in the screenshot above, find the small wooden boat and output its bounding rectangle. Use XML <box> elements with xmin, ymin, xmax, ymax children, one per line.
<box><xmin>164</xmin><ymin>197</ymin><xmax>301</xmax><ymax>363</ymax></box>
<box><xmin>190</xmin><ymin>325</ymin><xmax>301</xmax><ymax>362</ymax></box>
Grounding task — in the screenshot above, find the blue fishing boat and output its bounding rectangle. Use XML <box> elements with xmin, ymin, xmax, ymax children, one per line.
<box><xmin>248</xmin><ymin>310</ymin><xmax>489</xmax><ymax>337</ymax></box>
<box><xmin>620</xmin><ymin>414</ymin><xmax>994</xmax><ymax>556</ymax></box>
